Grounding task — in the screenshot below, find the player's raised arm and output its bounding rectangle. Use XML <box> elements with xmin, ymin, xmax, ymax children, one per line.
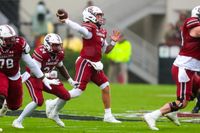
<box><xmin>104</xmin><ymin>30</ymin><xmax>121</xmax><ymax>54</ymax></box>
<box><xmin>56</xmin><ymin>9</ymin><xmax>92</xmax><ymax>39</ymax></box>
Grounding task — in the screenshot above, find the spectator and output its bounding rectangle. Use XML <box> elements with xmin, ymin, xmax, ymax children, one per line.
<box><xmin>164</xmin><ymin>23</ymin><xmax>180</xmax><ymax>46</ymax></box>
<box><xmin>86</xmin><ymin>0</ymin><xmax>94</xmax><ymax>7</ymax></box>
<box><xmin>31</xmin><ymin>1</ymin><xmax>54</xmax><ymax>48</ymax></box>
<box><xmin>63</xmin><ymin>32</ymin><xmax>83</xmax><ymax>52</ymax></box>
<box><xmin>107</xmin><ymin>34</ymin><xmax>132</xmax><ymax>84</ymax></box>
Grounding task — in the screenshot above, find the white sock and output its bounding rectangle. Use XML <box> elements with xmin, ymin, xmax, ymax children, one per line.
<box><xmin>17</xmin><ymin>101</ymin><xmax>37</xmax><ymax>122</ymax></box>
<box><xmin>52</xmin><ymin>99</ymin><xmax>66</xmax><ymax>115</ymax></box>
<box><xmin>150</xmin><ymin>110</ymin><xmax>162</xmax><ymax>120</ymax></box>
<box><xmin>167</xmin><ymin>111</ymin><xmax>177</xmax><ymax>116</ymax></box>
<box><xmin>51</xmin><ymin>98</ymin><xmax>59</xmax><ymax>106</ymax></box>
<box><xmin>104</xmin><ymin>108</ymin><xmax>112</xmax><ymax>116</ymax></box>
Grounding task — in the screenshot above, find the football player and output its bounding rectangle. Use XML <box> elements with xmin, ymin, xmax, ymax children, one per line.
<box><xmin>192</xmin><ymin>73</ymin><xmax>200</xmax><ymax>113</ymax></box>
<box><xmin>144</xmin><ymin>5</ymin><xmax>200</xmax><ymax>130</ymax></box>
<box><xmin>12</xmin><ymin>33</ymin><xmax>77</xmax><ymax>128</ymax></box>
<box><xmin>45</xmin><ymin>6</ymin><xmax>121</xmax><ymax>123</ymax></box>
<box><xmin>0</xmin><ymin>25</ymin><xmax>59</xmax><ymax>130</ymax></box>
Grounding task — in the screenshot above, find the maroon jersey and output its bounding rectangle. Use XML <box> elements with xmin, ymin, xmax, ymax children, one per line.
<box><xmin>179</xmin><ymin>17</ymin><xmax>200</xmax><ymax>60</ymax></box>
<box><xmin>0</xmin><ymin>36</ymin><xmax>27</xmax><ymax>77</ymax></box>
<box><xmin>80</xmin><ymin>22</ymin><xmax>107</xmax><ymax>62</ymax></box>
<box><xmin>32</xmin><ymin>45</ymin><xmax>64</xmax><ymax>73</ymax></box>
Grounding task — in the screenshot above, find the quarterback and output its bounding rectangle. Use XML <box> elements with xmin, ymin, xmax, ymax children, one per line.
<box><xmin>45</xmin><ymin>6</ymin><xmax>121</xmax><ymax>123</ymax></box>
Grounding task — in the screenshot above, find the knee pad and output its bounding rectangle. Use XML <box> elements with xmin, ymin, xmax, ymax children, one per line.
<box><xmin>0</xmin><ymin>95</ymin><xmax>5</xmax><ymax>109</ymax></box>
<box><xmin>169</xmin><ymin>101</ymin><xmax>183</xmax><ymax>112</ymax></box>
<box><xmin>69</xmin><ymin>88</ymin><xmax>83</xmax><ymax>98</ymax></box>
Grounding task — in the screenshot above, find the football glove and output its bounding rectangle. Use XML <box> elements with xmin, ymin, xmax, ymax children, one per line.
<box><xmin>42</xmin><ymin>77</ymin><xmax>60</xmax><ymax>90</ymax></box>
<box><xmin>68</xmin><ymin>78</ymin><xmax>79</xmax><ymax>88</ymax></box>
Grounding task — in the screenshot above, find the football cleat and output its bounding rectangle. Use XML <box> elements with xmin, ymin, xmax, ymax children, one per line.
<box><xmin>0</xmin><ymin>102</ymin><xmax>8</xmax><ymax>117</ymax></box>
<box><xmin>48</xmin><ymin>112</ymin><xmax>65</xmax><ymax>127</ymax></box>
<box><xmin>103</xmin><ymin>114</ymin><xmax>121</xmax><ymax>123</ymax></box>
<box><xmin>144</xmin><ymin>113</ymin><xmax>159</xmax><ymax>131</ymax></box>
<box><xmin>12</xmin><ymin>119</ymin><xmax>24</xmax><ymax>129</ymax></box>
<box><xmin>45</xmin><ymin>99</ymin><xmax>56</xmax><ymax>118</ymax></box>
<box><xmin>165</xmin><ymin>112</ymin><xmax>180</xmax><ymax>126</ymax></box>
<box><xmin>192</xmin><ymin>106</ymin><xmax>200</xmax><ymax>113</ymax></box>
<box><xmin>0</xmin><ymin>128</ymin><xmax>3</xmax><ymax>132</ymax></box>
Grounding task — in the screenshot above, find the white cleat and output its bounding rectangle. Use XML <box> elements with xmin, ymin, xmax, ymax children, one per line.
<box><xmin>165</xmin><ymin>112</ymin><xmax>180</xmax><ymax>126</ymax></box>
<box><xmin>0</xmin><ymin>103</ymin><xmax>8</xmax><ymax>117</ymax></box>
<box><xmin>144</xmin><ymin>113</ymin><xmax>159</xmax><ymax>131</ymax></box>
<box><xmin>0</xmin><ymin>128</ymin><xmax>3</xmax><ymax>132</ymax></box>
<box><xmin>45</xmin><ymin>99</ymin><xmax>55</xmax><ymax>118</ymax></box>
<box><xmin>103</xmin><ymin>114</ymin><xmax>121</xmax><ymax>123</ymax></box>
<box><xmin>12</xmin><ymin>119</ymin><xmax>24</xmax><ymax>129</ymax></box>
<box><xmin>48</xmin><ymin>112</ymin><xmax>65</xmax><ymax>127</ymax></box>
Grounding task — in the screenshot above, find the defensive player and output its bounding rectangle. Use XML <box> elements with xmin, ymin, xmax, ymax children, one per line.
<box><xmin>144</xmin><ymin>5</ymin><xmax>200</xmax><ymax>130</ymax></box>
<box><xmin>0</xmin><ymin>25</ymin><xmax>59</xmax><ymax>130</ymax></box>
<box><xmin>12</xmin><ymin>33</ymin><xmax>77</xmax><ymax>128</ymax></box>
<box><xmin>45</xmin><ymin>6</ymin><xmax>121</xmax><ymax>123</ymax></box>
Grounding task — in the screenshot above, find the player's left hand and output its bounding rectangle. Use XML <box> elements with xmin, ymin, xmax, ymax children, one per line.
<box><xmin>110</xmin><ymin>30</ymin><xmax>121</xmax><ymax>42</ymax></box>
<box><xmin>42</xmin><ymin>77</ymin><xmax>60</xmax><ymax>90</ymax></box>
<box><xmin>68</xmin><ymin>78</ymin><xmax>79</xmax><ymax>88</ymax></box>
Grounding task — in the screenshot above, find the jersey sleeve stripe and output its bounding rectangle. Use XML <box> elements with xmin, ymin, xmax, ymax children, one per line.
<box><xmin>187</xmin><ymin>21</ymin><xmax>200</xmax><ymax>27</ymax></box>
<box><xmin>187</xmin><ymin>18</ymin><xmax>199</xmax><ymax>24</ymax></box>
<box><xmin>33</xmin><ymin>51</ymin><xmax>43</xmax><ymax>61</ymax></box>
<box><xmin>186</xmin><ymin>19</ymin><xmax>199</xmax><ymax>25</ymax></box>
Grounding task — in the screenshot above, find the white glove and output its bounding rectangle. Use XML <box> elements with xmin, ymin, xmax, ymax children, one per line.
<box><xmin>42</xmin><ymin>77</ymin><xmax>60</xmax><ymax>90</ymax></box>
<box><xmin>68</xmin><ymin>78</ymin><xmax>79</xmax><ymax>88</ymax></box>
<box><xmin>21</xmin><ymin>71</ymin><xmax>31</xmax><ymax>83</ymax></box>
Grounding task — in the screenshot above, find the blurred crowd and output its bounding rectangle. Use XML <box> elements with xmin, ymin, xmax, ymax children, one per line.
<box><xmin>164</xmin><ymin>11</ymin><xmax>189</xmax><ymax>46</ymax></box>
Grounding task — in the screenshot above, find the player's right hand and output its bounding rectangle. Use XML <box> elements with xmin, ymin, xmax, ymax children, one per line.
<box><xmin>56</xmin><ymin>9</ymin><xmax>68</xmax><ymax>23</ymax></box>
<box><xmin>68</xmin><ymin>78</ymin><xmax>79</xmax><ymax>88</ymax></box>
<box><xmin>42</xmin><ymin>77</ymin><xmax>60</xmax><ymax>90</ymax></box>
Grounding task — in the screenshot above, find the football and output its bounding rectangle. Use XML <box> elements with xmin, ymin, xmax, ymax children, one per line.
<box><xmin>56</xmin><ymin>9</ymin><xmax>68</xmax><ymax>19</ymax></box>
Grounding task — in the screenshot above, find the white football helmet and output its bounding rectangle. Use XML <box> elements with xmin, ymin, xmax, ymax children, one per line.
<box><xmin>0</xmin><ymin>25</ymin><xmax>16</xmax><ymax>48</ymax></box>
<box><xmin>82</xmin><ymin>6</ymin><xmax>105</xmax><ymax>25</ymax></box>
<box><xmin>43</xmin><ymin>33</ymin><xmax>63</xmax><ymax>53</ymax></box>
<box><xmin>191</xmin><ymin>5</ymin><xmax>200</xmax><ymax>18</ymax></box>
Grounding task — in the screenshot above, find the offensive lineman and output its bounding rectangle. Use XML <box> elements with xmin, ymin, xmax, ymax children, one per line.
<box><xmin>0</xmin><ymin>25</ymin><xmax>59</xmax><ymax>130</ymax></box>
<box><xmin>144</xmin><ymin>5</ymin><xmax>200</xmax><ymax>130</ymax></box>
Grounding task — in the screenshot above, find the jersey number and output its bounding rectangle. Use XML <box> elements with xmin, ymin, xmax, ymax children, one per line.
<box><xmin>0</xmin><ymin>58</ymin><xmax>14</xmax><ymax>69</ymax></box>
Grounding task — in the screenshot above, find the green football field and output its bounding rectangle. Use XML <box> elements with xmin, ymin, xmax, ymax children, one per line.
<box><xmin>1</xmin><ymin>83</ymin><xmax>200</xmax><ymax>133</ymax></box>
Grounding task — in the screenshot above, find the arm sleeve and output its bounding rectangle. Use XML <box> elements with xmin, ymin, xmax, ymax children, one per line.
<box><xmin>65</xmin><ymin>19</ymin><xmax>92</xmax><ymax>39</ymax></box>
<box><xmin>21</xmin><ymin>53</ymin><xmax>43</xmax><ymax>78</ymax></box>
<box><xmin>102</xmin><ymin>40</ymin><xmax>109</xmax><ymax>53</ymax></box>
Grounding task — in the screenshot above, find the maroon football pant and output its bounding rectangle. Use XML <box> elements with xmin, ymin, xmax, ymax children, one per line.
<box><xmin>25</xmin><ymin>77</ymin><xmax>70</xmax><ymax>106</ymax></box>
<box><xmin>0</xmin><ymin>72</ymin><xmax>22</xmax><ymax>110</ymax></box>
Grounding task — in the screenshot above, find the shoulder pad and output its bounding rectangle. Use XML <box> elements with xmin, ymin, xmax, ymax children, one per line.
<box><xmin>185</xmin><ymin>17</ymin><xmax>200</xmax><ymax>29</ymax></box>
<box><xmin>82</xmin><ymin>22</ymin><xmax>97</xmax><ymax>31</ymax></box>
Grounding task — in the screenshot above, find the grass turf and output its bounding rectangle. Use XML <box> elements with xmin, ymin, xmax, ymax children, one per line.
<box><xmin>0</xmin><ymin>83</ymin><xmax>199</xmax><ymax>133</ymax></box>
